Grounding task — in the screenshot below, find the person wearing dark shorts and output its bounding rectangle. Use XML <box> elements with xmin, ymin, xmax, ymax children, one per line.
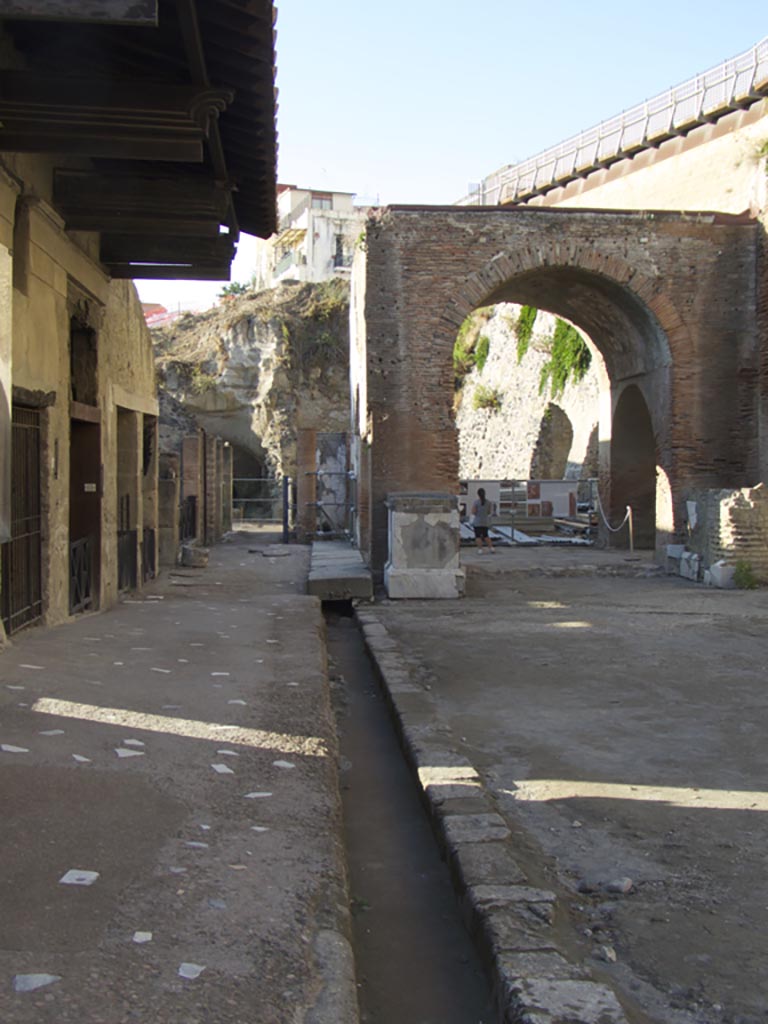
<box><xmin>471</xmin><ymin>487</ymin><xmax>495</xmax><ymax>554</ymax></box>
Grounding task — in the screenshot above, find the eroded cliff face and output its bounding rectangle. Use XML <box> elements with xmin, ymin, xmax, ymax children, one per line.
<box><xmin>153</xmin><ymin>281</ymin><xmax>350</xmax><ymax>476</ymax></box>
<box><xmin>455</xmin><ymin>304</ymin><xmax>602</xmax><ymax>481</ymax></box>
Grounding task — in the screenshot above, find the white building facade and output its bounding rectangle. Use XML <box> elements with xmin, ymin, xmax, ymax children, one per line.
<box><xmin>253</xmin><ymin>185</ymin><xmax>369</xmax><ymax>290</ymax></box>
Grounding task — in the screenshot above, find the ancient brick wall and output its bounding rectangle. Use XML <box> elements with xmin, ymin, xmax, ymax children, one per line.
<box><xmin>356</xmin><ymin>206</ymin><xmax>759</xmax><ymax>573</ymax></box>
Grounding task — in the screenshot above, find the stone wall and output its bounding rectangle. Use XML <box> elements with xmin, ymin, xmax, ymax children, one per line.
<box><xmin>688</xmin><ymin>484</ymin><xmax>768</xmax><ymax>581</ymax></box>
<box><xmin>454</xmin><ymin>305</ymin><xmax>600</xmax><ymax>481</ymax></box>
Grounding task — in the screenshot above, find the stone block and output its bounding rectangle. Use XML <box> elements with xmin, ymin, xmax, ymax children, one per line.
<box><xmin>505</xmin><ymin>978</ymin><xmax>629</xmax><ymax>1023</ymax></box>
<box><xmin>679</xmin><ymin>550</ymin><xmax>700</xmax><ymax>581</ymax></box>
<box><xmin>385</xmin><ymin>567</ymin><xmax>466</xmax><ymax>599</ymax></box>
<box><xmin>443</xmin><ymin>812</ymin><xmax>511</xmax><ymax>844</ymax></box>
<box><xmin>180</xmin><ymin>544</ymin><xmax>209</xmax><ymax>568</ymax></box>
<box><xmin>709</xmin><ymin>559</ymin><xmax>736</xmax><ymax>589</ymax></box>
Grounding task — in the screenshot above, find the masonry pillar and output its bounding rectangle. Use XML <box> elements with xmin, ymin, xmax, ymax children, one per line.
<box><xmin>214</xmin><ymin>438</ymin><xmax>224</xmax><ymax>539</ymax></box>
<box><xmin>182</xmin><ymin>431</ymin><xmax>204</xmax><ymax>541</ymax></box>
<box><xmin>296</xmin><ymin>427</ymin><xmax>317</xmax><ymax>542</ymax></box>
<box><xmin>204</xmin><ymin>433</ymin><xmax>218</xmax><ymax>545</ymax></box>
<box><xmin>158</xmin><ymin>453</ymin><xmax>180</xmax><ymax>567</ymax></box>
<box><xmin>222</xmin><ymin>442</ymin><xmax>233</xmax><ymax>532</ymax></box>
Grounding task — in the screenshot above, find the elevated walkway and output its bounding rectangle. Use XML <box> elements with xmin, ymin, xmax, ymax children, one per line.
<box><xmin>308</xmin><ymin>540</ymin><xmax>373</xmax><ymax>601</ymax></box>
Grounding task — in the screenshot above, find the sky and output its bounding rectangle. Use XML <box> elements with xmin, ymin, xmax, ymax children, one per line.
<box><xmin>135</xmin><ymin>1</ymin><xmax>768</xmax><ymax>310</ymax></box>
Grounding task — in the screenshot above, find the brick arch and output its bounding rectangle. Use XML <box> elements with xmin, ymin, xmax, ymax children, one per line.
<box><xmin>353</xmin><ymin>206</ymin><xmax>758</xmax><ymax>575</ymax></box>
<box><xmin>438</xmin><ymin>242</ymin><xmax>691</xmax><ymax>374</ymax></box>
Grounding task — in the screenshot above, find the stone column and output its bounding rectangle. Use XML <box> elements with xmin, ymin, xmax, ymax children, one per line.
<box><xmin>214</xmin><ymin>438</ymin><xmax>224</xmax><ymax>539</ymax></box>
<box><xmin>222</xmin><ymin>442</ymin><xmax>233</xmax><ymax>532</ymax></box>
<box><xmin>296</xmin><ymin>427</ymin><xmax>317</xmax><ymax>542</ymax></box>
<box><xmin>158</xmin><ymin>453</ymin><xmax>180</xmax><ymax>567</ymax></box>
<box><xmin>182</xmin><ymin>431</ymin><xmax>204</xmax><ymax>540</ymax></box>
<box><xmin>384</xmin><ymin>492</ymin><xmax>465</xmax><ymax>599</ymax></box>
<box><xmin>204</xmin><ymin>433</ymin><xmax>218</xmax><ymax>545</ymax></box>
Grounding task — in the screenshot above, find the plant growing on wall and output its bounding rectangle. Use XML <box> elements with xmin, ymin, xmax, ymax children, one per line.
<box><xmin>515</xmin><ymin>305</ymin><xmax>538</xmax><ymax>362</ymax></box>
<box><xmin>218</xmin><ymin>281</ymin><xmax>249</xmax><ymax>299</ymax></box>
<box><xmin>472</xmin><ymin>384</ymin><xmax>502</xmax><ymax>412</ymax></box>
<box><xmin>453</xmin><ymin>308</ymin><xmax>493</xmax><ymax>387</ymax></box>
<box><xmin>475</xmin><ymin>334</ymin><xmax>490</xmax><ymax>372</ymax></box>
<box><xmin>538</xmin><ymin>318</ymin><xmax>592</xmax><ymax>399</ymax></box>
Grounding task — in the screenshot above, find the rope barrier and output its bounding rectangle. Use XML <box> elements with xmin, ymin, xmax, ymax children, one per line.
<box><xmin>594</xmin><ymin>490</ymin><xmax>631</xmax><ymax>534</ymax></box>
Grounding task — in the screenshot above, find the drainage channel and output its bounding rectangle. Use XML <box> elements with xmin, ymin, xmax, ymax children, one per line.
<box><xmin>325</xmin><ymin>602</ymin><xmax>494</xmax><ymax>1024</ymax></box>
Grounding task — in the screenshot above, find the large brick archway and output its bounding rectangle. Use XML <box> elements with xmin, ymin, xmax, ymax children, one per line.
<box><xmin>350</xmin><ymin>206</ymin><xmax>759</xmax><ymax>575</ymax></box>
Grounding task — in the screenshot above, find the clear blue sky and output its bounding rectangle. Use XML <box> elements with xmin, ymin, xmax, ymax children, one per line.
<box><xmin>136</xmin><ymin>2</ymin><xmax>767</xmax><ymax>308</ymax></box>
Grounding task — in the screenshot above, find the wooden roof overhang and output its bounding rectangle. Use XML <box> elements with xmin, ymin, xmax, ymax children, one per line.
<box><xmin>0</xmin><ymin>0</ymin><xmax>278</xmax><ymax>280</ymax></box>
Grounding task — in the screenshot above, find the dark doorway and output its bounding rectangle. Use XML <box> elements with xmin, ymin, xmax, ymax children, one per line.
<box><xmin>611</xmin><ymin>385</ymin><xmax>656</xmax><ymax>548</ymax></box>
<box><xmin>69</xmin><ymin>419</ymin><xmax>101</xmax><ymax>613</ymax></box>
<box><xmin>1</xmin><ymin>406</ymin><xmax>43</xmax><ymax>635</ymax></box>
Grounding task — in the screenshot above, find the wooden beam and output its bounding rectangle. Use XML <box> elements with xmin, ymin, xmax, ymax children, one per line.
<box><xmin>101</xmin><ymin>234</ymin><xmax>236</xmax><ymax>264</ymax></box>
<box><xmin>0</xmin><ymin>1</ymin><xmax>158</xmax><ymax>23</ymax></box>
<box><xmin>54</xmin><ymin>168</ymin><xmax>229</xmax><ymax>234</ymax></box>
<box><xmin>0</xmin><ymin>73</ymin><xmax>233</xmax><ymax>162</ymax></box>
<box><xmin>107</xmin><ymin>263</ymin><xmax>232</xmax><ymax>281</ymax></box>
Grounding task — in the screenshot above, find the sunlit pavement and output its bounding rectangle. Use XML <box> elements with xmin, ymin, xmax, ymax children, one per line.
<box><xmin>367</xmin><ymin>557</ymin><xmax>768</xmax><ymax>1022</ymax></box>
<box><xmin>0</xmin><ymin>529</ymin><xmax>356</xmax><ymax>1024</ymax></box>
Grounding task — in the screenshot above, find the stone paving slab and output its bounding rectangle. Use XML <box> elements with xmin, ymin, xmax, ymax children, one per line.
<box><xmin>0</xmin><ymin>531</ymin><xmax>358</xmax><ymax>1024</ymax></box>
<box><xmin>307</xmin><ymin>541</ymin><xmax>373</xmax><ymax>601</ymax></box>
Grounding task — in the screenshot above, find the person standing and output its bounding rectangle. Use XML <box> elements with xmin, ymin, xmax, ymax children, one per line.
<box><xmin>471</xmin><ymin>487</ymin><xmax>495</xmax><ymax>554</ymax></box>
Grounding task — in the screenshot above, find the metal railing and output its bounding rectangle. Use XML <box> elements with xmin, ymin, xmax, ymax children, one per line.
<box><xmin>457</xmin><ymin>35</ymin><xmax>768</xmax><ymax>207</ymax></box>
<box><xmin>232</xmin><ymin>477</ymin><xmax>282</xmax><ymax>522</ymax></box>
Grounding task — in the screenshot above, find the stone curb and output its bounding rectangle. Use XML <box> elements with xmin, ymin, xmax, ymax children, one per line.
<box><xmin>355</xmin><ymin>608</ymin><xmax>630</xmax><ymax>1024</ymax></box>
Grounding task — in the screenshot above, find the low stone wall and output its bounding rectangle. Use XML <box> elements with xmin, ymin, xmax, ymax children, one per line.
<box><xmin>687</xmin><ymin>484</ymin><xmax>768</xmax><ymax>581</ymax></box>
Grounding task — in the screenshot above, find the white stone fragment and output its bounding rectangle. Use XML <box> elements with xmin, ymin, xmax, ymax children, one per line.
<box><xmin>178</xmin><ymin>963</ymin><xmax>205</xmax><ymax>980</ymax></box>
<box><xmin>59</xmin><ymin>869</ymin><xmax>99</xmax><ymax>886</ymax></box>
<box><xmin>113</xmin><ymin>661</ymin><xmax>124</xmax><ymax>666</ymax></box>
<box><xmin>123</xmin><ymin>738</ymin><xmax>145</xmax><ymax>747</ymax></box>
<box><xmin>199</xmin><ymin>824</ymin><xmax>211</xmax><ymax>831</ymax></box>
<box><xmin>169</xmin><ymin>866</ymin><xmax>187</xmax><ymax>875</ymax></box>
<box><xmin>19</xmin><ymin>664</ymin><xmax>43</xmax><ymax>670</ymax></box>
<box><xmin>151</xmin><ymin>667</ymin><xmax>171</xmax><ymax>674</ymax></box>
<box><xmin>13</xmin><ymin>974</ymin><xmax>61</xmax><ymax>993</ymax></box>
<box><xmin>216</xmin><ymin>749</ymin><xmax>239</xmax><ymax>757</ymax></box>
<box><xmin>244</xmin><ymin>791</ymin><xmax>272</xmax><ymax>799</ymax></box>
<box><xmin>115</xmin><ymin>748</ymin><xmax>145</xmax><ymax>758</ymax></box>
<box><xmin>177</xmin><ymin>659</ymin><xmax>189</xmax><ymax>664</ymax></box>
<box><xmin>266</xmin><ymin>639</ymin><xmax>279</xmax><ymax>645</ymax></box>
<box><xmin>211</xmin><ymin>763</ymin><xmax>234</xmax><ymax>774</ymax></box>
<box><xmin>39</xmin><ymin>729</ymin><xmax>65</xmax><ymax>736</ymax></box>
<box><xmin>6</xmin><ymin>685</ymin><xmax>25</xmax><ymax>691</ymax></box>
<box><xmin>227</xmin><ymin>699</ymin><xmax>247</xmax><ymax>706</ymax></box>
<box><xmin>72</xmin><ymin>754</ymin><xmax>92</xmax><ymax>763</ymax></box>
<box><xmin>250</xmin><ymin>826</ymin><xmax>270</xmax><ymax>833</ymax></box>
<box><xmin>273</xmin><ymin>760</ymin><xmax>296</xmax><ymax>770</ymax></box>
<box><xmin>211</xmin><ymin>672</ymin><xmax>230</xmax><ymax>677</ymax></box>
<box><xmin>1</xmin><ymin>744</ymin><xmax>29</xmax><ymax>753</ymax></box>
<box><xmin>185</xmin><ymin>841</ymin><xmax>209</xmax><ymax>849</ymax></box>
<box><xmin>132</xmin><ymin>931</ymin><xmax>153</xmax><ymax>944</ymax></box>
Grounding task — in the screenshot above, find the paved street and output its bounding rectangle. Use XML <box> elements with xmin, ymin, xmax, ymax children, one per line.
<box><xmin>0</xmin><ymin>529</ymin><xmax>356</xmax><ymax>1024</ymax></box>
<box><xmin>363</xmin><ymin>547</ymin><xmax>768</xmax><ymax>1024</ymax></box>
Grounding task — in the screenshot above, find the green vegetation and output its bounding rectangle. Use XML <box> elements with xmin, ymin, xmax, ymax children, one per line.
<box><xmin>733</xmin><ymin>559</ymin><xmax>759</xmax><ymax>589</ymax></box>
<box><xmin>452</xmin><ymin>308</ymin><xmax>493</xmax><ymax>386</ymax></box>
<box><xmin>515</xmin><ymin>305</ymin><xmax>538</xmax><ymax>363</ymax></box>
<box><xmin>218</xmin><ymin>281</ymin><xmax>249</xmax><ymax>299</ymax></box>
<box><xmin>189</xmin><ymin>364</ymin><xmax>218</xmax><ymax>394</ymax></box>
<box><xmin>475</xmin><ymin>334</ymin><xmax>490</xmax><ymax>372</ymax></box>
<box><xmin>472</xmin><ymin>384</ymin><xmax>502</xmax><ymax>412</ymax></box>
<box><xmin>538</xmin><ymin>318</ymin><xmax>592</xmax><ymax>399</ymax></box>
